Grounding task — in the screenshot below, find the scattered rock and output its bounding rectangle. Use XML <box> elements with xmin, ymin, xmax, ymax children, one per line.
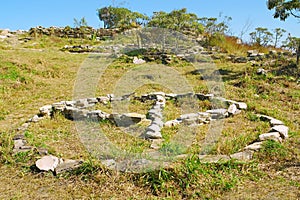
<box><xmin>101</xmin><ymin>159</ymin><xmax>117</xmax><ymax>169</ymax></box>
<box><xmin>230</xmin><ymin>150</ymin><xmax>253</xmax><ymax>161</ymax></box>
<box><xmin>143</xmin><ymin>130</ymin><xmax>162</xmax><ymax>139</ymax></box>
<box><xmin>35</xmin><ymin>155</ymin><xmax>61</xmax><ymax>171</ymax></box>
<box><xmin>227</xmin><ymin>104</ymin><xmax>238</xmax><ymax>115</ymax></box>
<box><xmin>13</xmin><ymin>139</ymin><xmax>26</xmax><ymax>149</ymax></box>
<box><xmin>198</xmin><ymin>155</ymin><xmax>230</xmax><ymax>163</ymax></box>
<box><xmin>164</xmin><ymin>119</ymin><xmax>182</xmax><ymax>127</ymax></box>
<box><xmin>244</xmin><ymin>142</ymin><xmax>263</xmax><ymax>151</ymax></box>
<box><xmin>133</xmin><ymin>56</ymin><xmax>146</xmax><ymax>64</ymax></box>
<box><xmin>257</xmin><ymin>68</ymin><xmax>266</xmax><ymax>75</ymax></box>
<box><xmin>150</xmin><ymin>139</ymin><xmax>164</xmax><ymax>149</ymax></box>
<box><xmin>259</xmin><ymin>132</ymin><xmax>282</xmax><ymax>142</ymax></box>
<box><xmin>55</xmin><ymin>159</ymin><xmax>83</xmax><ymax>174</ymax></box>
<box><xmin>235</xmin><ymin>102</ymin><xmax>247</xmax><ymax>110</ymax></box>
<box><xmin>271</xmin><ymin>125</ymin><xmax>289</xmax><ymax>139</ymax></box>
<box><xmin>39</xmin><ymin>105</ymin><xmax>53</xmax><ymax>116</ymax></box>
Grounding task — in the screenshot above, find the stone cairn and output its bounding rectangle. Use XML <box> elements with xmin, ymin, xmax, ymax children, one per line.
<box><xmin>12</xmin><ymin>92</ymin><xmax>289</xmax><ymax>174</ymax></box>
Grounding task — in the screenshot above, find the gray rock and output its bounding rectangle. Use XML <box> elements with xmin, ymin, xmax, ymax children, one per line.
<box><xmin>52</xmin><ymin>102</ymin><xmax>66</xmax><ymax>111</ymax></box>
<box><xmin>150</xmin><ymin>92</ymin><xmax>165</xmax><ymax>97</ymax></box>
<box><xmin>164</xmin><ymin>119</ymin><xmax>182</xmax><ymax>127</ymax></box>
<box><xmin>75</xmin><ymin>99</ymin><xmax>89</xmax><ymax>108</ymax></box>
<box><xmin>144</xmin><ymin>130</ymin><xmax>162</xmax><ymax>139</ymax></box>
<box><xmin>87</xmin><ymin>98</ymin><xmax>98</xmax><ymax>104</ymax></box>
<box><xmin>65</xmin><ymin>100</ymin><xmax>76</xmax><ymax>106</ymax></box>
<box><xmin>182</xmin><ymin>118</ymin><xmax>198</xmax><ymax>125</ymax></box>
<box><xmin>39</xmin><ymin>105</ymin><xmax>52</xmax><ymax>116</ymax></box>
<box><xmin>206</xmin><ymin>109</ymin><xmax>228</xmax><ymax>119</ymax></box>
<box><xmin>257</xmin><ymin>68</ymin><xmax>266</xmax><ymax>75</ymax></box>
<box><xmin>198</xmin><ymin>155</ymin><xmax>230</xmax><ymax>163</ymax></box>
<box><xmin>179</xmin><ymin>113</ymin><xmax>199</xmax><ymax>120</ymax></box>
<box><xmin>271</xmin><ymin>125</ymin><xmax>289</xmax><ymax>139</ymax></box>
<box><xmin>122</xmin><ymin>113</ymin><xmax>146</xmax><ymax>123</ymax></box>
<box><xmin>17</xmin><ymin>123</ymin><xmax>30</xmax><ymax>131</ymax></box>
<box><xmin>31</xmin><ymin>115</ymin><xmax>42</xmax><ymax>123</ymax></box>
<box><xmin>152</xmin><ymin>117</ymin><xmax>164</xmax><ymax>128</ymax></box>
<box><xmin>97</xmin><ymin>96</ymin><xmax>109</xmax><ymax>104</ymax></box>
<box><xmin>101</xmin><ymin>159</ymin><xmax>116</xmax><ymax>168</ymax></box>
<box><xmin>227</xmin><ymin>104</ymin><xmax>238</xmax><ymax>115</ymax></box>
<box><xmin>147</xmin><ymin>124</ymin><xmax>161</xmax><ymax>133</ymax></box>
<box><xmin>230</xmin><ymin>150</ymin><xmax>253</xmax><ymax>161</ymax></box>
<box><xmin>258</xmin><ymin>115</ymin><xmax>284</xmax><ymax>126</ymax></box>
<box><xmin>270</xmin><ymin>118</ymin><xmax>284</xmax><ymax>126</ymax></box>
<box><xmin>165</xmin><ymin>93</ymin><xmax>177</xmax><ymax>99</ymax></box>
<box><xmin>55</xmin><ymin>159</ymin><xmax>83</xmax><ymax>174</ymax></box>
<box><xmin>14</xmin><ymin>139</ymin><xmax>26</xmax><ymax>149</ymax></box>
<box><xmin>259</xmin><ymin>132</ymin><xmax>282</xmax><ymax>142</ymax></box>
<box><xmin>235</xmin><ymin>102</ymin><xmax>247</xmax><ymax>110</ymax></box>
<box><xmin>133</xmin><ymin>57</ymin><xmax>146</xmax><ymax>64</ymax></box>
<box><xmin>244</xmin><ymin>142</ymin><xmax>263</xmax><ymax>151</ymax></box>
<box><xmin>150</xmin><ymin>139</ymin><xmax>164</xmax><ymax>150</ymax></box>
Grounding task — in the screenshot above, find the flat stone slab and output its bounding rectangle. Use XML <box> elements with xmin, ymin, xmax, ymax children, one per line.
<box><xmin>244</xmin><ymin>142</ymin><xmax>263</xmax><ymax>151</ymax></box>
<box><xmin>259</xmin><ymin>132</ymin><xmax>282</xmax><ymax>142</ymax></box>
<box><xmin>230</xmin><ymin>151</ymin><xmax>254</xmax><ymax>161</ymax></box>
<box><xmin>55</xmin><ymin>159</ymin><xmax>83</xmax><ymax>174</ymax></box>
<box><xmin>143</xmin><ymin>130</ymin><xmax>162</xmax><ymax>139</ymax></box>
<box><xmin>271</xmin><ymin>125</ymin><xmax>289</xmax><ymax>139</ymax></box>
<box><xmin>39</xmin><ymin>105</ymin><xmax>52</xmax><ymax>116</ymax></box>
<box><xmin>150</xmin><ymin>139</ymin><xmax>164</xmax><ymax>150</ymax></box>
<box><xmin>258</xmin><ymin>114</ymin><xmax>284</xmax><ymax>126</ymax></box>
<box><xmin>198</xmin><ymin>155</ymin><xmax>230</xmax><ymax>163</ymax></box>
<box><xmin>164</xmin><ymin>119</ymin><xmax>182</xmax><ymax>127</ymax></box>
<box><xmin>36</xmin><ymin>155</ymin><xmax>60</xmax><ymax>171</ymax></box>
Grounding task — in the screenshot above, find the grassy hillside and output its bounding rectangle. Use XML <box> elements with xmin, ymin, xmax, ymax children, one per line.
<box><xmin>0</xmin><ymin>32</ymin><xmax>299</xmax><ymax>199</ymax></box>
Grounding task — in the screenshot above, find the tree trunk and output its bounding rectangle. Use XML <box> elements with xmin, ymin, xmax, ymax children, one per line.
<box><xmin>297</xmin><ymin>42</ymin><xmax>300</xmax><ymax>65</ymax></box>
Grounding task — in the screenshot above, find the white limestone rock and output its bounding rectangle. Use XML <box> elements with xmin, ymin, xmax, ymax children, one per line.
<box><xmin>244</xmin><ymin>142</ymin><xmax>263</xmax><ymax>151</ymax></box>
<box><xmin>230</xmin><ymin>151</ymin><xmax>254</xmax><ymax>161</ymax></box>
<box><xmin>271</xmin><ymin>125</ymin><xmax>289</xmax><ymax>139</ymax></box>
<box><xmin>133</xmin><ymin>56</ymin><xmax>146</xmax><ymax>64</ymax></box>
<box><xmin>164</xmin><ymin>119</ymin><xmax>182</xmax><ymax>127</ymax></box>
<box><xmin>39</xmin><ymin>105</ymin><xmax>53</xmax><ymax>116</ymax></box>
<box><xmin>259</xmin><ymin>132</ymin><xmax>282</xmax><ymax>142</ymax></box>
<box><xmin>36</xmin><ymin>155</ymin><xmax>61</xmax><ymax>171</ymax></box>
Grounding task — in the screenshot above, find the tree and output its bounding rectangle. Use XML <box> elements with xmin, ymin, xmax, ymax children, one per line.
<box><xmin>272</xmin><ymin>28</ymin><xmax>286</xmax><ymax>48</ymax></box>
<box><xmin>198</xmin><ymin>15</ymin><xmax>232</xmax><ymax>35</ymax></box>
<box><xmin>283</xmin><ymin>34</ymin><xmax>300</xmax><ymax>64</ymax></box>
<box><xmin>74</xmin><ymin>17</ymin><xmax>88</xmax><ymax>27</ymax></box>
<box><xmin>148</xmin><ymin>8</ymin><xmax>204</xmax><ymax>35</ymax></box>
<box><xmin>249</xmin><ymin>27</ymin><xmax>273</xmax><ymax>46</ymax></box>
<box><xmin>267</xmin><ymin>0</ymin><xmax>300</xmax><ymax>20</ymax></box>
<box><xmin>97</xmin><ymin>6</ymin><xmax>148</xmax><ymax>29</ymax></box>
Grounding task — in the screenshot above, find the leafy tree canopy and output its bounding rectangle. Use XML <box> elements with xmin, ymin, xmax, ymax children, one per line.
<box><xmin>267</xmin><ymin>0</ymin><xmax>300</xmax><ymax>20</ymax></box>
<box><xmin>98</xmin><ymin>6</ymin><xmax>148</xmax><ymax>29</ymax></box>
<box><xmin>148</xmin><ymin>8</ymin><xmax>204</xmax><ymax>35</ymax></box>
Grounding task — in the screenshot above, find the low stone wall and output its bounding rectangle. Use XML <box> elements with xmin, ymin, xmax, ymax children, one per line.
<box><xmin>28</xmin><ymin>26</ymin><xmax>120</xmax><ymax>39</ymax></box>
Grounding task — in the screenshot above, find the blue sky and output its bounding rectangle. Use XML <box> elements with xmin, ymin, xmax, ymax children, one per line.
<box><xmin>0</xmin><ymin>0</ymin><xmax>299</xmax><ymax>42</ymax></box>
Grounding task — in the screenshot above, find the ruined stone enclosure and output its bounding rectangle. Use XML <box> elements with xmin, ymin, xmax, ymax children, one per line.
<box><xmin>12</xmin><ymin>28</ymin><xmax>289</xmax><ymax>174</ymax></box>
